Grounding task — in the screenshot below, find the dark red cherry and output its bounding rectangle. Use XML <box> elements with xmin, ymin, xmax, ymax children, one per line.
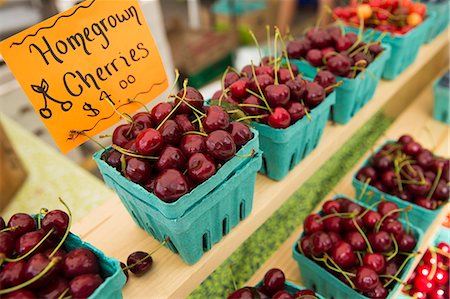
<box><xmin>343</xmin><ymin>202</ymin><xmax>363</xmax><ymax>214</ymax></box>
<box><xmin>285</xmin><ymin>101</ymin><xmax>308</xmax><ymax>123</ymax></box>
<box><xmin>228</xmin><ymin>122</ymin><xmax>252</xmax><ymax>147</ymax></box>
<box><xmin>434</xmin><ymin>180</ymin><xmax>450</xmax><ymax>200</ymax></box>
<box><xmin>62</xmin><ymin>248</ymin><xmax>100</xmax><ymax>279</ymax></box>
<box><xmin>398</xmin><ymin>134</ymin><xmax>414</xmax><ymax>144</ymax></box>
<box><xmin>153</xmin><ymin>169</ymin><xmax>190</xmax><ymax>202</ymax></box>
<box><xmin>0</xmin><ymin>216</ymin><xmax>5</xmax><ymax>230</ymax></box>
<box><xmin>203</xmin><ymin>106</ymin><xmax>230</xmax><ymax>133</ymax></box>
<box><xmin>174</xmin><ymin>114</ymin><xmax>196</xmax><ymax>133</ymax></box>
<box><xmin>286</xmin><ymin>77</ymin><xmax>307</xmax><ymax>101</ymax></box>
<box><xmin>69</xmin><ymin>274</ymin><xmax>103</xmax><ymax>299</ymax></box>
<box><xmin>15</xmin><ymin>229</ymin><xmax>47</xmax><ymax>256</ymax></box>
<box><xmin>403</xmin><ymin>141</ymin><xmax>422</xmax><ymax>156</ymax></box>
<box><xmin>156</xmin><ymin>146</ymin><xmax>186</xmax><ymax>172</ymax></box>
<box><xmin>263</xmin><ymin>268</ymin><xmax>285</xmax><ymax>295</ymax></box>
<box><xmin>224</xmin><ymin>72</ymin><xmax>240</xmax><ymax>88</ymax></box>
<box><xmin>205</xmin><ymin>130</ymin><xmax>236</xmax><ymax>161</ymax></box>
<box><xmin>328</xmin><ymin>231</ymin><xmax>342</xmax><ymax>245</ymax></box>
<box><xmin>299</xmin><ymin>236</ymin><xmax>312</xmax><ymax>256</ymax></box>
<box><xmin>135</xmin><ymin>128</ymin><xmax>163</xmax><ymax>155</ymax></box>
<box><xmin>42</xmin><ymin>210</ymin><xmax>69</xmax><ymax>238</ymax></box>
<box><xmin>364</xmin><ymin>282</ymin><xmax>388</xmax><ymax>299</ymax></box>
<box><xmin>158</xmin><ymin>119</ymin><xmax>182</xmax><ymax>146</ymax></box>
<box><xmin>377</xmin><ymin>201</ymin><xmax>399</xmax><ymax>219</ymax></box>
<box><xmin>112</xmin><ymin>124</ymin><xmax>133</xmax><ymax>147</ymax></box>
<box><xmin>227</xmin><ymin>287</ymin><xmax>256</xmax><ymax>299</ymax></box>
<box><xmin>179</xmin><ymin>134</ymin><xmax>206</xmax><ymax>157</ymax></box>
<box><xmin>229</xmin><ymin>78</ymin><xmax>249</xmax><ymax>99</ymax></box>
<box><xmin>287</xmin><ymin>39</ymin><xmax>311</xmax><ymax>58</ymax></box>
<box><xmin>272</xmin><ymin>290</ymin><xmax>293</xmax><ymax>299</ymax></box>
<box><xmin>101</xmin><ymin>149</ymin><xmax>121</xmax><ymax>170</ymax></box>
<box><xmin>384</xmin><ymin>260</ymin><xmax>398</xmax><ymax>277</ymax></box>
<box><xmin>265</xmin><ymin>84</ymin><xmax>290</xmax><ymax>107</ymax></box>
<box><xmin>381</xmin><ymin>170</ymin><xmax>397</xmax><ymax>189</ymax></box>
<box><xmin>314</xmin><ymin>71</ymin><xmax>336</xmax><ymax>93</ymax></box>
<box><xmin>362</xmin><ymin>210</ymin><xmax>381</xmax><ymax>230</ymax></box>
<box><xmin>0</xmin><ymin>260</ymin><xmax>26</xmax><ymax>288</ymax></box>
<box><xmin>3</xmin><ymin>290</ymin><xmax>36</xmax><ymax>299</ymax></box>
<box><xmin>255</xmin><ymin>66</ymin><xmax>274</xmax><ymax>77</ymax></box>
<box><xmin>322</xmin><ymin>200</ymin><xmax>340</xmax><ymax>214</ymax></box>
<box><xmin>125</xmin><ymin>158</ymin><xmax>151</xmax><ymax>184</ymax></box>
<box><xmin>363</xmin><ymin>253</ymin><xmax>386</xmax><ymax>274</ymax></box>
<box><xmin>356</xmin><ymin>166</ymin><xmax>377</xmax><ymax>183</ymax></box>
<box><xmin>355</xmin><ymin>266</ymin><xmax>379</xmax><ymax>292</ymax></box>
<box><xmin>294</xmin><ymin>289</ymin><xmax>316</xmax><ymax>298</ymax></box>
<box><xmin>341</xmin><ymin>217</ymin><xmax>364</xmax><ymax>232</ymax></box>
<box><xmin>380</xmin><ymin>218</ymin><xmax>403</xmax><ymax>240</ymax></box>
<box><xmin>249</xmin><ymin>74</ymin><xmax>274</xmax><ymax>93</ymax></box>
<box><xmin>131</xmin><ymin>112</ymin><xmax>153</xmax><ymax>137</ymax></box>
<box><xmin>345</xmin><ymin>231</ymin><xmax>366</xmax><ymax>251</ymax></box>
<box><xmin>241</xmin><ymin>95</ymin><xmax>264</xmax><ymax>116</ymax></box>
<box><xmin>372</xmin><ymin>154</ymin><xmax>393</xmax><ymax>171</ymax></box>
<box><xmin>303</xmin><ymin>82</ymin><xmax>326</xmax><ymax>108</ymax></box>
<box><xmin>407</xmin><ymin>178</ymin><xmax>432</xmax><ymax>196</ymax></box>
<box><xmin>368</xmin><ymin>231</ymin><xmax>393</xmax><ymax>252</ymax></box>
<box><xmin>306</xmin><ymin>49</ymin><xmax>323</xmax><ymax>67</ymax></box>
<box><xmin>188</xmin><ymin>153</ymin><xmax>217</xmax><ymax>183</ymax></box>
<box><xmin>23</xmin><ymin>253</ymin><xmax>59</xmax><ymax>289</ymax></box>
<box><xmin>150</xmin><ymin>102</ymin><xmax>173</xmax><ymax>125</ymax></box>
<box><xmin>7</xmin><ymin>213</ymin><xmax>36</xmax><ymax>238</ymax></box>
<box><xmin>240</xmin><ymin>65</ymin><xmax>253</xmax><ymax>78</ymax></box>
<box><xmin>331</xmin><ymin>241</ymin><xmax>357</xmax><ymax>269</ymax></box>
<box><xmin>175</xmin><ymin>86</ymin><xmax>204</xmax><ymax>114</ymax></box>
<box><xmin>335</xmin><ymin>36</ymin><xmax>352</xmax><ymax>51</ymax></box>
<box><xmin>304</xmin><ymin>214</ymin><xmax>323</xmax><ymax>235</ymax></box>
<box><xmin>38</xmin><ymin>277</ymin><xmax>69</xmax><ymax>299</ymax></box>
<box><xmin>398</xmin><ymin>233</ymin><xmax>416</xmax><ymax>252</ymax></box>
<box><xmin>268</xmin><ymin>107</ymin><xmax>291</xmax><ymax>129</ymax></box>
<box><xmin>327</xmin><ymin>55</ymin><xmax>351</xmax><ymax>76</ymax></box>
<box><xmin>416</xmin><ymin>150</ymin><xmax>434</xmax><ymax>169</ymax></box>
<box><xmin>323</xmin><ymin>216</ymin><xmax>341</xmax><ymax>233</ymax></box>
<box><xmin>0</xmin><ymin>232</ymin><xmax>15</xmax><ymax>258</ymax></box>
<box><xmin>369</xmin><ymin>44</ymin><xmax>384</xmax><ymax>57</ymax></box>
<box><xmin>126</xmin><ymin>251</ymin><xmax>152</xmax><ymax>275</ymax></box>
<box><xmin>278</xmin><ymin>68</ymin><xmax>293</xmax><ymax>84</ymax></box>
<box><xmin>310</xmin><ymin>231</ymin><xmax>332</xmax><ymax>255</ymax></box>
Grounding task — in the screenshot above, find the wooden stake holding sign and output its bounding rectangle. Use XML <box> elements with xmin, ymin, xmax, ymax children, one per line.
<box><xmin>0</xmin><ymin>0</ymin><xmax>168</xmax><ymax>153</ymax></box>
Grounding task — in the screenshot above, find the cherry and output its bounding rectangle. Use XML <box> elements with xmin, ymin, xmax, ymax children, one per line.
<box><xmin>69</xmin><ymin>274</ymin><xmax>103</xmax><ymax>299</ymax></box>
<box><xmin>175</xmin><ymin>86</ymin><xmax>204</xmax><ymax>114</ymax></box>
<box><xmin>437</xmin><ymin>242</ymin><xmax>450</xmax><ymax>254</ymax></box>
<box><xmin>130</xmin><ymin>112</ymin><xmax>153</xmax><ymax>137</ymax></box>
<box><xmin>23</xmin><ymin>253</ymin><xmax>59</xmax><ymax>289</ymax></box>
<box><xmin>0</xmin><ymin>232</ymin><xmax>15</xmax><ymax>258</ymax></box>
<box><xmin>303</xmin><ymin>82</ymin><xmax>326</xmax><ymax>108</ymax></box>
<box><xmin>363</xmin><ymin>253</ymin><xmax>386</xmax><ymax>274</ymax></box>
<box><xmin>368</xmin><ymin>231</ymin><xmax>393</xmax><ymax>252</ymax></box>
<box><xmin>407</xmin><ymin>178</ymin><xmax>432</xmax><ymax>196</ymax></box>
<box><xmin>342</xmin><ymin>202</ymin><xmax>363</xmax><ymax>214</ymax></box>
<box><xmin>272</xmin><ymin>290</ymin><xmax>293</xmax><ymax>299</ymax></box>
<box><xmin>174</xmin><ymin>114</ymin><xmax>196</xmax><ymax>133</ymax></box>
<box><xmin>354</xmin><ymin>52</ymin><xmax>372</xmax><ymax>66</ymax></box>
<box><xmin>345</xmin><ymin>231</ymin><xmax>366</xmax><ymax>251</ymax></box>
<box><xmin>306</xmin><ymin>49</ymin><xmax>323</xmax><ymax>67</ymax></box>
<box><xmin>3</xmin><ymin>290</ymin><xmax>36</xmax><ymax>299</ymax></box>
<box><xmin>249</xmin><ymin>74</ymin><xmax>274</xmax><ymax>93</ymax></box>
<box><xmin>322</xmin><ymin>200</ymin><xmax>340</xmax><ymax>214</ymax></box>
<box><xmin>263</xmin><ymin>268</ymin><xmax>285</xmax><ymax>295</ymax></box>
<box><xmin>364</xmin><ymin>282</ymin><xmax>388</xmax><ymax>299</ymax></box>
<box><xmin>392</xmin><ymin>190</ymin><xmax>413</xmax><ymax>203</ymax></box>
<box><xmin>377</xmin><ymin>201</ymin><xmax>399</xmax><ymax>219</ymax></box>
<box><xmin>368</xmin><ymin>44</ymin><xmax>384</xmax><ymax>57</ymax></box>
<box><xmin>310</xmin><ymin>231</ymin><xmax>332</xmax><ymax>255</ymax></box>
<box><xmin>278</xmin><ymin>68</ymin><xmax>292</xmax><ymax>84</ymax></box>
<box><xmin>403</xmin><ymin>141</ymin><xmax>423</xmax><ymax>156</ymax></box>
<box><xmin>240</xmin><ymin>65</ymin><xmax>253</xmax><ymax>78</ymax></box>
<box><xmin>268</xmin><ymin>107</ymin><xmax>291</xmax><ymax>129</ymax></box>
<box><xmin>38</xmin><ymin>277</ymin><xmax>69</xmax><ymax>299</ymax></box>
<box><xmin>156</xmin><ymin>146</ymin><xmax>186</xmax><ymax>172</ymax></box>
<box><xmin>331</xmin><ymin>241</ymin><xmax>357</xmax><ymax>269</ymax></box>
<box><xmin>384</xmin><ymin>260</ymin><xmax>398</xmax><ymax>277</ymax></box>
<box><xmin>433</xmin><ymin>180</ymin><xmax>449</xmax><ymax>200</ymax></box>
<box><xmin>304</xmin><ymin>214</ymin><xmax>323</xmax><ymax>235</ymax></box>
<box><xmin>158</xmin><ymin>119</ymin><xmax>182</xmax><ymax>146</ymax></box>
<box><xmin>229</xmin><ymin>78</ymin><xmax>249</xmax><ymax>99</ymax></box>
<box><xmin>285</xmin><ymin>77</ymin><xmax>307</xmax><ymax>101</ymax></box>
<box><xmin>323</xmin><ymin>216</ymin><xmax>341</xmax><ymax>233</ymax></box>
<box><xmin>416</xmin><ymin>150</ymin><xmax>434</xmax><ymax>169</ymax></box>
<box><xmin>341</xmin><ymin>217</ymin><xmax>364</xmax><ymax>232</ymax></box>
<box><xmin>356</xmin><ymin>166</ymin><xmax>378</xmax><ymax>183</ymax></box>
<box><xmin>294</xmin><ymin>289</ymin><xmax>316</xmax><ymax>297</ymax></box>
<box><xmin>205</xmin><ymin>130</ymin><xmax>236</xmax><ymax>161</ymax></box>
<box><xmin>372</xmin><ymin>154</ymin><xmax>393</xmax><ymax>171</ymax></box>
<box><xmin>62</xmin><ymin>248</ymin><xmax>100</xmax><ymax>279</ymax></box>
<box><xmin>285</xmin><ymin>101</ymin><xmax>308</xmax><ymax>123</ymax></box>
<box><xmin>380</xmin><ymin>218</ymin><xmax>403</xmax><ymax>240</ymax></box>
<box><xmin>423</xmin><ymin>250</ymin><xmax>444</xmax><ymax>266</ymax></box>
<box><xmin>409</xmin><ymin>290</ymin><xmax>427</xmax><ymax>299</ymax></box>
<box><xmin>135</xmin><ymin>128</ymin><xmax>163</xmax><ymax>155</ymax></box>
<box><xmin>328</xmin><ymin>231</ymin><xmax>342</xmax><ymax>245</ymax></box>
<box><xmin>355</xmin><ymin>266</ymin><xmax>379</xmax><ymax>292</ymax></box>
<box><xmin>0</xmin><ymin>216</ymin><xmax>5</xmax><ymax>230</ymax></box>
<box><xmin>265</xmin><ymin>84</ymin><xmax>290</xmax><ymax>107</ymax></box>
<box><xmin>126</xmin><ymin>251</ymin><xmax>152</xmax><ymax>275</ymax></box>
<box><xmin>381</xmin><ymin>170</ymin><xmax>397</xmax><ymax>189</ymax></box>
<box><xmin>228</xmin><ymin>122</ymin><xmax>252</xmax><ymax>147</ymax></box>
<box><xmin>398</xmin><ymin>134</ymin><xmax>414</xmax><ymax>144</ymax></box>
<box><xmin>15</xmin><ymin>229</ymin><xmax>47</xmax><ymax>256</ymax></box>
<box><xmin>314</xmin><ymin>71</ymin><xmax>337</xmax><ymax>93</ymax></box>
<box><xmin>428</xmin><ymin>287</ymin><xmax>447</xmax><ymax>299</ymax></box>
<box><xmin>0</xmin><ymin>260</ymin><xmax>26</xmax><ymax>288</ymax></box>
<box><xmin>227</xmin><ymin>287</ymin><xmax>256</xmax><ymax>299</ymax></box>
<box><xmin>112</xmin><ymin>124</ymin><xmax>133</xmax><ymax>147</ymax></box>
<box><xmin>203</xmin><ymin>106</ymin><xmax>230</xmax><ymax>133</ymax></box>
<box><xmin>187</xmin><ymin>153</ymin><xmax>217</xmax><ymax>183</ymax></box>
<box><xmin>287</xmin><ymin>39</ymin><xmax>311</xmax><ymax>58</ymax></box>
<box><xmin>326</xmin><ymin>55</ymin><xmax>351</xmax><ymax>76</ymax></box>
<box><xmin>241</xmin><ymin>95</ymin><xmax>264</xmax><ymax>116</ymax></box>
<box><xmin>7</xmin><ymin>213</ymin><xmax>36</xmax><ymax>238</ymax></box>
<box><xmin>255</xmin><ymin>66</ymin><xmax>274</xmax><ymax>77</ymax></box>
<box><xmin>150</xmin><ymin>102</ymin><xmax>173</xmax><ymax>125</ymax></box>
<box><xmin>335</xmin><ymin>36</ymin><xmax>352</xmax><ymax>52</ymax></box>
<box><xmin>154</xmin><ymin>169</ymin><xmax>189</xmax><ymax>202</ymax></box>
<box><xmin>224</xmin><ymin>72</ymin><xmax>240</xmax><ymax>88</ymax></box>
<box><xmin>299</xmin><ymin>236</ymin><xmax>312</xmax><ymax>256</ymax></box>
<box><xmin>179</xmin><ymin>134</ymin><xmax>206</xmax><ymax>157</ymax></box>
<box><xmin>414</xmin><ymin>274</ymin><xmax>434</xmax><ymax>293</ymax></box>
<box><xmin>362</xmin><ymin>210</ymin><xmax>381</xmax><ymax>229</ymax></box>
<box><xmin>42</xmin><ymin>210</ymin><xmax>69</xmax><ymax>238</ymax></box>
<box><xmin>125</xmin><ymin>158</ymin><xmax>151</xmax><ymax>184</ymax></box>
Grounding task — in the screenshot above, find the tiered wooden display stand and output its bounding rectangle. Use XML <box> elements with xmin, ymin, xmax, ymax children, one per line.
<box><xmin>72</xmin><ymin>31</ymin><xmax>450</xmax><ymax>298</ymax></box>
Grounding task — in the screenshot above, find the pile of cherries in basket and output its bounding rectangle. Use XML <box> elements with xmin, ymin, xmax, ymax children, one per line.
<box><xmin>211</xmin><ymin>27</ymin><xmax>338</xmax><ymax>129</ymax></box>
<box><xmin>228</xmin><ymin>268</ymin><xmax>320</xmax><ymax>299</ymax></box>
<box><xmin>333</xmin><ymin>0</ymin><xmax>427</xmax><ymax>34</ymax></box>
<box><xmin>287</xmin><ymin>26</ymin><xmax>385</xmax><ymax>78</ymax></box>
<box><xmin>402</xmin><ymin>241</ymin><xmax>449</xmax><ymax>299</ymax></box>
<box><xmin>298</xmin><ymin>197</ymin><xmax>418</xmax><ymax>298</ymax></box>
<box><xmin>356</xmin><ymin>135</ymin><xmax>450</xmax><ymax>210</ymax></box>
<box><xmin>101</xmin><ymin>84</ymin><xmax>254</xmax><ymax>202</ymax></box>
<box><xmin>0</xmin><ymin>209</ymin><xmax>105</xmax><ymax>299</ymax></box>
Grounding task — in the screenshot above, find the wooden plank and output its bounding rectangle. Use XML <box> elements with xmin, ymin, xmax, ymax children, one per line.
<box><xmin>71</xmin><ymin>31</ymin><xmax>449</xmax><ymax>299</ymax></box>
<box><xmin>245</xmin><ymin>78</ymin><xmax>450</xmax><ymax>298</ymax></box>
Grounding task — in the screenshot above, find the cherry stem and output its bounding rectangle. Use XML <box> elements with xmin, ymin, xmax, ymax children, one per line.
<box><xmin>5</xmin><ymin>228</ymin><xmax>55</xmax><ymax>263</ymax></box>
<box><xmin>123</xmin><ymin>237</ymin><xmax>169</xmax><ymax>271</ymax></box>
<box><xmin>245</xmin><ymin>88</ymin><xmax>265</xmax><ymax>101</ymax></box>
<box><xmin>379</xmin><ymin>274</ymin><xmax>403</xmax><ymax>283</ymax></box>
<box><xmin>238</xmin><ymin>103</ymin><xmax>270</xmax><ymax>111</ymax></box>
<box><xmin>300</xmin><ymin>100</ymin><xmax>312</xmax><ymax>122</ymax></box>
<box><xmin>249</xmin><ymin>29</ymin><xmax>263</xmax><ymax>62</ymax></box>
<box><xmin>120</xmin><ymin>154</ymin><xmax>126</xmax><ymax>174</ymax></box>
<box><xmin>356</xmin><ymin>251</ymin><xmax>363</xmax><ymax>265</ymax></box>
<box><xmin>250</xmin><ymin>62</ymin><xmax>273</xmax><ymax>113</ymax></box>
<box><xmin>37</xmin><ymin>208</ymin><xmax>48</xmax><ymax>229</ymax></box>
<box><xmin>218</xmin><ymin>68</ymin><xmax>230</xmax><ymax>106</ymax></box>
<box><xmin>156</xmin><ymin>91</ymin><xmax>185</xmax><ymax>131</ymax></box>
<box><xmin>375</xmin><ymin>206</ymin><xmax>412</xmax><ymax>232</ymax></box>
<box><xmin>386</xmin><ymin>234</ymin><xmax>399</xmax><ymax>261</ymax></box>
<box><xmin>183</xmin><ymin>131</ymin><xmax>208</xmax><ymax>137</ymax></box>
<box><xmin>235</xmin><ymin>149</ymin><xmax>255</xmax><ymax>159</ymax></box>
<box><xmin>173</xmin><ymin>95</ymin><xmax>206</xmax><ymax>118</ymax></box>
<box><xmin>427</xmin><ymin>166</ymin><xmax>442</xmax><ymax>200</ymax></box>
<box><xmin>112</xmin><ymin>144</ymin><xmax>159</xmax><ymax>160</ymax></box>
<box><xmin>358</xmin><ymin>200</ymin><xmax>382</xmax><ymax>219</ymax></box>
<box><xmin>0</xmin><ymin>257</ymin><xmax>60</xmax><ymax>295</ymax></box>
<box><xmin>104</xmin><ymin>96</ymin><xmax>134</xmax><ymax>124</ymax></box>
<box><xmin>165</xmin><ymin>69</ymin><xmax>180</xmax><ymax>103</ymax></box>
<box><xmin>403</xmin><ymin>209</ymin><xmax>411</xmax><ymax>235</ymax></box>
<box><xmin>358</xmin><ymin>177</ymin><xmax>372</xmax><ymax>200</ymax></box>
<box><xmin>193</xmin><ymin>111</ymin><xmax>206</xmax><ymax>133</ymax></box>
<box><xmin>383</xmin><ymin>254</ymin><xmax>415</xmax><ymax>288</ymax></box>
<box><xmin>320</xmin><ymin>211</ymin><xmax>358</xmax><ymax>221</ymax></box>
<box><xmin>127</xmin><ymin>99</ymin><xmax>150</xmax><ymax>113</ymax></box>
<box><xmin>324</xmin><ymin>81</ymin><xmax>343</xmax><ymax>92</ymax></box>
<box><xmin>49</xmin><ymin>198</ymin><xmax>72</xmax><ymax>258</ymax></box>
<box><xmin>394</xmin><ymin>158</ymin><xmax>404</xmax><ymax>192</ymax></box>
<box><xmin>353</xmin><ymin>217</ymin><xmax>373</xmax><ymax>253</ymax></box>
<box><xmin>57</xmin><ymin>288</ymin><xmax>70</xmax><ymax>299</ymax></box>
<box><xmin>275</xmin><ymin>26</ymin><xmax>295</xmax><ymax>81</ymax></box>
<box><xmin>236</xmin><ymin>114</ymin><xmax>269</xmax><ymax>123</ymax></box>
<box><xmin>273</xmin><ymin>30</ymin><xmax>279</xmax><ymax>85</ymax></box>
<box><xmin>0</xmin><ymin>226</ymin><xmax>18</xmax><ymax>233</ymax></box>
<box><xmin>228</xmin><ymin>264</ymin><xmax>238</xmax><ymax>291</ymax></box>
<box><xmin>324</xmin><ymin>253</ymin><xmax>356</xmax><ymax>288</ymax></box>
<box><xmin>266</xmin><ymin>25</ymin><xmax>272</xmax><ymax>63</ymax></box>
<box><xmin>430</xmin><ymin>247</ymin><xmax>450</xmax><ymax>258</ymax></box>
<box><xmin>69</xmin><ymin>130</ymin><xmax>106</xmax><ymax>150</ymax></box>
<box><xmin>428</xmin><ymin>250</ymin><xmax>438</xmax><ymax>281</ymax></box>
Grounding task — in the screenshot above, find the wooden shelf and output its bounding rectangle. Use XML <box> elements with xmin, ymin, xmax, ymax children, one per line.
<box><xmin>71</xmin><ymin>31</ymin><xmax>449</xmax><ymax>299</ymax></box>
<box><xmin>245</xmin><ymin>73</ymin><xmax>450</xmax><ymax>298</ymax></box>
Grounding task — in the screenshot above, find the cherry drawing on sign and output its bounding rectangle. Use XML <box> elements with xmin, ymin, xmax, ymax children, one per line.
<box><xmin>31</xmin><ymin>79</ymin><xmax>73</xmax><ymax>119</ymax></box>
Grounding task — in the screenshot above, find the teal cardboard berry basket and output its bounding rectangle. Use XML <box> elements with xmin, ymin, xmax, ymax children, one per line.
<box><xmin>94</xmin><ymin>130</ymin><xmax>261</xmax><ymax>264</ymax></box>
<box><xmin>424</xmin><ymin>2</ymin><xmax>449</xmax><ymax>43</ymax></box>
<box><xmin>346</xmin><ymin>12</ymin><xmax>435</xmax><ymax>80</ymax></box>
<box><xmin>397</xmin><ymin>227</ymin><xmax>450</xmax><ymax>298</ymax></box>
<box><xmin>254</xmin><ymin>88</ymin><xmax>335</xmax><ymax>181</ymax></box>
<box><xmin>292</xmin><ymin>195</ymin><xmax>424</xmax><ymax>299</ymax></box>
<box><xmin>255</xmin><ymin>281</ymin><xmax>326</xmax><ymax>298</ymax></box>
<box><xmin>352</xmin><ymin>140</ymin><xmax>448</xmax><ymax>232</ymax></box>
<box><xmin>289</xmin><ymin>43</ymin><xmax>391</xmax><ymax>124</ymax></box>
<box><xmin>433</xmin><ymin>77</ymin><xmax>450</xmax><ymax>124</ymax></box>
<box><xmin>65</xmin><ymin>233</ymin><xmax>126</xmax><ymax>299</ymax></box>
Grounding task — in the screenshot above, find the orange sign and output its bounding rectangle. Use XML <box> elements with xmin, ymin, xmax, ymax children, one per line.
<box><xmin>0</xmin><ymin>0</ymin><xmax>168</xmax><ymax>153</ymax></box>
